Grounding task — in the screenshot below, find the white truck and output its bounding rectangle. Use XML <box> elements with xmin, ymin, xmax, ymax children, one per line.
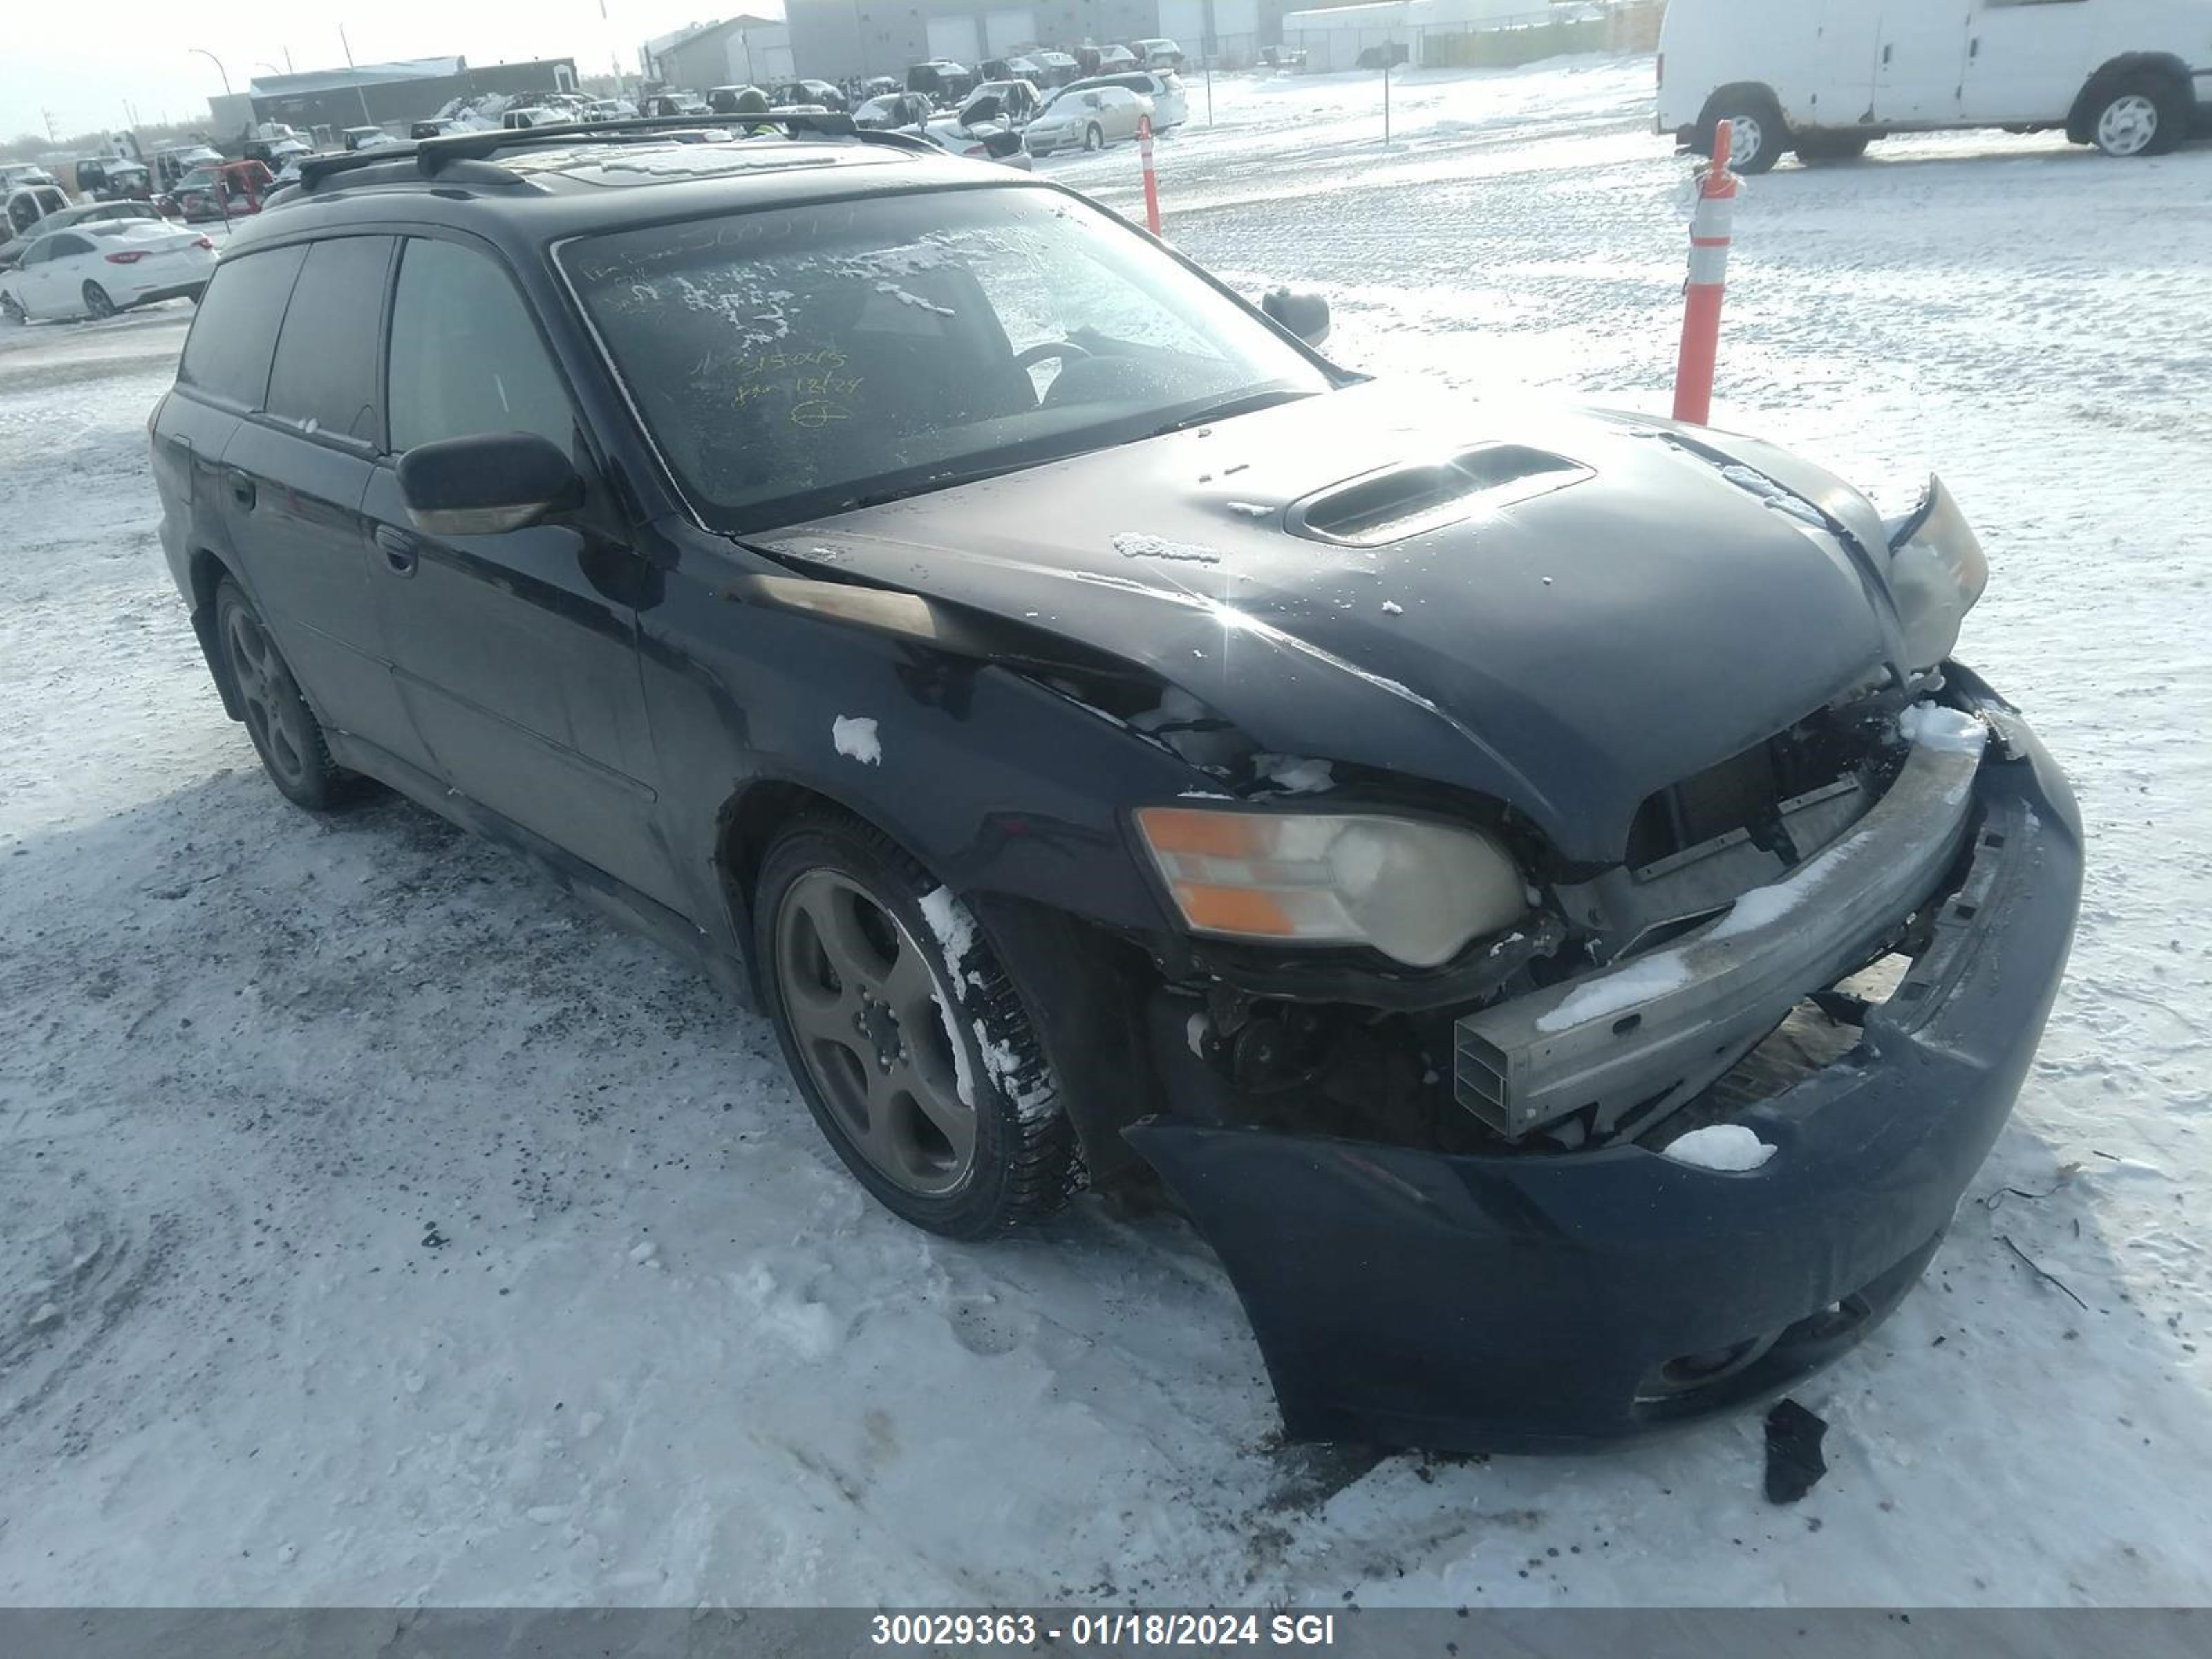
<box><xmin>1657</xmin><ymin>0</ymin><xmax>2212</xmax><ymax>171</ymax></box>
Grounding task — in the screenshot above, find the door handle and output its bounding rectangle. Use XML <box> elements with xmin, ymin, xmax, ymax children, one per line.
<box><xmin>374</xmin><ymin>524</ymin><xmax>421</xmax><ymax>577</ymax></box>
<box><xmin>229</xmin><ymin>474</ymin><xmax>256</xmax><ymax>509</ymax></box>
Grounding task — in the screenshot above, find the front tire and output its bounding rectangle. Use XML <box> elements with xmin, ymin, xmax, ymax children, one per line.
<box><xmin>213</xmin><ymin>578</ymin><xmax>360</xmax><ymax>812</ymax></box>
<box><xmin>754</xmin><ymin>812</ymin><xmax>1079</xmax><ymax>1239</ymax></box>
<box><xmin>81</xmin><ymin>281</ymin><xmax>118</xmax><ymax>320</ymax></box>
<box><xmin>2089</xmin><ymin>73</ymin><xmax>2184</xmax><ymax>158</ymax></box>
<box><xmin>0</xmin><ymin>290</ymin><xmax>24</xmax><ymax>326</ymax></box>
<box><xmin>1700</xmin><ymin>90</ymin><xmax>1787</xmax><ymax>174</ymax></box>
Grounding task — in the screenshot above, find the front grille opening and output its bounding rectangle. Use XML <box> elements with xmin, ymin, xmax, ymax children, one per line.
<box><xmin>1647</xmin><ymin>953</ymin><xmax>1911</xmax><ymax>1138</ymax></box>
<box><xmin>1626</xmin><ymin>707</ymin><xmax>1881</xmax><ymax>872</ymax></box>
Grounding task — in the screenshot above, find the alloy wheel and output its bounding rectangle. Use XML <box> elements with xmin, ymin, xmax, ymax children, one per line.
<box><xmin>82</xmin><ymin>282</ymin><xmax>117</xmax><ymax>320</ymax></box>
<box><xmin>1727</xmin><ymin>114</ymin><xmax>1764</xmax><ymax>170</ymax></box>
<box><xmin>2096</xmin><ymin>95</ymin><xmax>2158</xmax><ymax>158</ymax></box>
<box><xmin>224</xmin><ymin>606</ymin><xmax>310</xmax><ymax>786</ymax></box>
<box><xmin>772</xmin><ymin>868</ymin><xmax>977</xmax><ymax>1197</ymax></box>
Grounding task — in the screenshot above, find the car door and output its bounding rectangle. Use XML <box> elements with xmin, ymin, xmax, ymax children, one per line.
<box><xmin>38</xmin><ymin>232</ymin><xmax>96</xmax><ymax>316</ymax></box>
<box><xmin>1959</xmin><ymin>0</ymin><xmax>2098</xmax><ymax>122</ymax></box>
<box><xmin>9</xmin><ymin>236</ymin><xmax>55</xmax><ymax>316</ymax></box>
<box><xmin>360</xmin><ymin>231</ymin><xmax>680</xmax><ymax>910</ymax></box>
<box><xmin>1874</xmin><ymin>2</ymin><xmax>1971</xmax><ymax>123</ymax></box>
<box><xmin>218</xmin><ymin>234</ymin><xmax>442</xmax><ymax>777</ymax></box>
<box><xmin>1806</xmin><ymin>0</ymin><xmax>1884</xmax><ymax>126</ymax></box>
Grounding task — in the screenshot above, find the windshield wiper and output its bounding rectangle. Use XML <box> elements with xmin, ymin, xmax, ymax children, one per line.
<box><xmin>1142</xmin><ymin>387</ymin><xmax>1317</xmax><ymax>441</ymax></box>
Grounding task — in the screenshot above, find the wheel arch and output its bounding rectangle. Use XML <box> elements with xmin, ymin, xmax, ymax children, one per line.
<box><xmin>1695</xmin><ymin>83</ymin><xmax>1788</xmax><ymax>138</ymax></box>
<box><xmin>712</xmin><ymin>770</ymin><xmax>1166</xmax><ymax>1188</ymax></box>
<box><xmin>189</xmin><ymin>545</ymin><xmax>247</xmax><ymax>720</ymax></box>
<box><xmin>2068</xmin><ymin>53</ymin><xmax>2194</xmax><ymax>142</ymax></box>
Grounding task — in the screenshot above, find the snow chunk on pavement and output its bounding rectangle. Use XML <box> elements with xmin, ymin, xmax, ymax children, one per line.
<box><xmin>1662</xmin><ymin>1124</ymin><xmax>1777</xmax><ymax>1172</ymax></box>
<box><xmin>1537</xmin><ymin>955</ymin><xmax>1691</xmax><ymax>1032</ymax></box>
<box><xmin>832</xmin><ymin>715</ymin><xmax>881</xmax><ymax>765</ymax></box>
<box><xmin>1113</xmin><ymin>531</ymin><xmax>1223</xmax><ymax>564</ymax></box>
<box><xmin>1897</xmin><ymin>702</ymin><xmax>1988</xmax><ymax>755</ymax></box>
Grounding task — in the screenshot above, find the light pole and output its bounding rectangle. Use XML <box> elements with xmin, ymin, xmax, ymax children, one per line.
<box><xmin>187</xmin><ymin>48</ymin><xmax>233</xmax><ymax>96</ymax></box>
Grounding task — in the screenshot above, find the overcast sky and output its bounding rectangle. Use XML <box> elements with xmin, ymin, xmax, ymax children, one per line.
<box><xmin>1</xmin><ymin>1</ymin><xmax>785</xmax><ymax>142</ymax></box>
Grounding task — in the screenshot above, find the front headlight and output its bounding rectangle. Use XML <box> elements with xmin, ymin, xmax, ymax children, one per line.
<box><xmin>1886</xmin><ymin>474</ymin><xmax>1989</xmax><ymax>672</ymax></box>
<box><xmin>1133</xmin><ymin>807</ymin><xmax>1527</xmax><ymax>968</ymax></box>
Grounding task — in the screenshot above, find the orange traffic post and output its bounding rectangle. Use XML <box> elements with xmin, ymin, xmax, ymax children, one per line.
<box><xmin>1138</xmin><ymin>113</ymin><xmax>1163</xmax><ymax>238</ymax></box>
<box><xmin>1671</xmin><ymin>118</ymin><xmax>1739</xmax><ymax>426</ymax></box>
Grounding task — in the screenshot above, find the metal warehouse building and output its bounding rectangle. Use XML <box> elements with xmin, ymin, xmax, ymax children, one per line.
<box><xmin>244</xmin><ymin>57</ymin><xmax>581</xmax><ymax>138</ymax></box>
<box><xmin>779</xmin><ymin>0</ymin><xmax>1277</xmax><ymax>82</ymax></box>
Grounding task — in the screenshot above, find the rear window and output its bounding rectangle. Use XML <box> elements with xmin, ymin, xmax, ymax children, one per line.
<box><xmin>176</xmin><ymin>244</ymin><xmax>308</xmax><ymax>409</ymax></box>
<box><xmin>264</xmin><ymin>236</ymin><xmax>395</xmax><ymax>445</ymax></box>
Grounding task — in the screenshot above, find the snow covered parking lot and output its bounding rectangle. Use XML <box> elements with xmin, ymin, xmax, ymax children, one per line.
<box><xmin>3</xmin><ymin>55</ymin><xmax>2211</xmax><ymax>1607</ymax></box>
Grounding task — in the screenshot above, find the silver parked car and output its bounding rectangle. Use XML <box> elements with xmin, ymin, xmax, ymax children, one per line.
<box><xmin>1022</xmin><ymin>86</ymin><xmax>1153</xmax><ymax>154</ymax></box>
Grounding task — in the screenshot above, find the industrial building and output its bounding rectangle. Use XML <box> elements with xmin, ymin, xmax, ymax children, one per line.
<box><xmin>238</xmin><ymin>57</ymin><xmax>581</xmax><ymax>140</ymax></box>
<box><xmin>640</xmin><ymin>17</ymin><xmax>798</xmax><ymax>91</ymax></box>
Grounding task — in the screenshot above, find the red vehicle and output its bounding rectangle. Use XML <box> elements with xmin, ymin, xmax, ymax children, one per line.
<box><xmin>161</xmin><ymin>159</ymin><xmax>274</xmax><ymax>224</ymax></box>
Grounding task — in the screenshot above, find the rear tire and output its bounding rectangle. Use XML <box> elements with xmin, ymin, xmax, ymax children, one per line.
<box><xmin>2088</xmin><ymin>73</ymin><xmax>2185</xmax><ymax>157</ymax></box>
<box><xmin>81</xmin><ymin>281</ymin><xmax>117</xmax><ymax>320</ymax></box>
<box><xmin>753</xmin><ymin>811</ymin><xmax>1080</xmax><ymax>1239</ymax></box>
<box><xmin>212</xmin><ymin>578</ymin><xmax>362</xmax><ymax>812</ymax></box>
<box><xmin>1700</xmin><ymin>90</ymin><xmax>1787</xmax><ymax>175</ymax></box>
<box><xmin>1083</xmin><ymin>122</ymin><xmax>1103</xmax><ymax>151</ymax></box>
<box><xmin>0</xmin><ymin>291</ymin><xmax>24</xmax><ymax>326</ymax></box>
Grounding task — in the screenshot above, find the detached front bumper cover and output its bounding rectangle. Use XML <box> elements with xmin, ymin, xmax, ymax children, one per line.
<box><xmin>1128</xmin><ymin>682</ymin><xmax>2081</xmax><ymax>1452</ymax></box>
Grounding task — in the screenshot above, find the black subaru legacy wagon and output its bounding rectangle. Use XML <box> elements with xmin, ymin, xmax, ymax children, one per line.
<box><xmin>150</xmin><ymin>117</ymin><xmax>2081</xmax><ymax>1453</ymax></box>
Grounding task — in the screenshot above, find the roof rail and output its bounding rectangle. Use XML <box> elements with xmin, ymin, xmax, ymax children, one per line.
<box><xmin>291</xmin><ymin>112</ymin><xmax>933</xmax><ymax>196</ymax></box>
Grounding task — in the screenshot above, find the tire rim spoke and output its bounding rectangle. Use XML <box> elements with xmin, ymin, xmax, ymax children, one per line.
<box><xmin>774</xmin><ymin>868</ymin><xmax>980</xmax><ymax>1198</ymax></box>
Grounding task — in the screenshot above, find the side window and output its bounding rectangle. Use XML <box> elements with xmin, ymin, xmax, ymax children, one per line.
<box><xmin>386</xmin><ymin>237</ymin><xmax>574</xmax><ymax>453</ymax></box>
<box><xmin>49</xmin><ymin>234</ymin><xmax>93</xmax><ymax>257</ymax></box>
<box><xmin>264</xmin><ymin>235</ymin><xmax>395</xmax><ymax>445</ymax></box>
<box><xmin>176</xmin><ymin>243</ymin><xmax>308</xmax><ymax>409</ymax></box>
<box><xmin>18</xmin><ymin>239</ymin><xmax>49</xmax><ymax>267</ymax></box>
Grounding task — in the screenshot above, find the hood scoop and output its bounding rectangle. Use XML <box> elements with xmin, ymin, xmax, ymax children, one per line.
<box><xmin>1287</xmin><ymin>444</ymin><xmax>1593</xmax><ymax>548</ymax></box>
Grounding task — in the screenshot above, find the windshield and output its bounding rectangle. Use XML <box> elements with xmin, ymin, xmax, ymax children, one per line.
<box><xmin>561</xmin><ymin>185</ymin><xmax>1332</xmax><ymax>532</ymax></box>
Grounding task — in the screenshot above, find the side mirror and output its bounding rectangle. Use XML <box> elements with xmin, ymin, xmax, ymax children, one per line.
<box><xmin>1262</xmin><ymin>286</ymin><xmax>1331</xmax><ymax>347</ymax></box>
<box><xmin>397</xmin><ymin>432</ymin><xmax>584</xmax><ymax>536</ymax></box>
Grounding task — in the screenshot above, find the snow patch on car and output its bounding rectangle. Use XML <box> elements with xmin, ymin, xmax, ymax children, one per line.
<box><xmin>972</xmin><ymin>1020</ymin><xmax>1058</xmax><ymax>1122</ymax></box>
<box><xmin>831</xmin><ymin>715</ymin><xmax>881</xmax><ymax>765</ymax></box>
<box><xmin>1660</xmin><ymin>1123</ymin><xmax>1777</xmax><ymax>1172</ymax></box>
<box><xmin>1112</xmin><ymin>530</ymin><xmax>1223</xmax><ymax>563</ymax></box>
<box><xmin>1253</xmin><ymin>753</ymin><xmax>1334</xmax><ymax>794</ymax></box>
<box><xmin>1897</xmin><ymin>701</ymin><xmax>1988</xmax><ymax>755</ymax></box>
<box><xmin>1536</xmin><ymin>955</ymin><xmax>1692</xmax><ymax>1033</ymax></box>
<box><xmin>919</xmin><ymin>885</ymin><xmax>986</xmax><ymax>992</ymax></box>
<box><xmin>1716</xmin><ymin>462</ymin><xmax>1829</xmax><ymax>529</ymax></box>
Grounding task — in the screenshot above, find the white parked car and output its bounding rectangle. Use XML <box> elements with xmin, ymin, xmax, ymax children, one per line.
<box><xmin>500</xmin><ymin>108</ymin><xmax>565</xmax><ymax>131</ymax></box>
<box><xmin>917</xmin><ymin>119</ymin><xmax>1035</xmax><ymax>169</ymax></box>
<box><xmin>0</xmin><ymin>220</ymin><xmax>216</xmax><ymax>322</ymax></box>
<box><xmin>1047</xmin><ymin>70</ymin><xmax>1188</xmax><ymax>131</ymax></box>
<box><xmin>1658</xmin><ymin>0</ymin><xmax>2212</xmax><ymax>170</ymax></box>
<box><xmin>1023</xmin><ymin>86</ymin><xmax>1153</xmax><ymax>154</ymax></box>
<box><xmin>1133</xmin><ymin>37</ymin><xmax>1186</xmax><ymax>69</ymax></box>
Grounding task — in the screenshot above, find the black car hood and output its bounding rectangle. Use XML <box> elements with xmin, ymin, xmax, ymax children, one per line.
<box><xmin>759</xmin><ymin>383</ymin><xmax>1909</xmax><ymax>863</ymax></box>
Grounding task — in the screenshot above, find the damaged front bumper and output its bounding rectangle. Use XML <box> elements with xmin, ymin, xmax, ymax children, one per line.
<box><xmin>1127</xmin><ymin>678</ymin><xmax>2081</xmax><ymax>1452</ymax></box>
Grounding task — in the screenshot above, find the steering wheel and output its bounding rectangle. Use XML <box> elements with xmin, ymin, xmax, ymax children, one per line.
<box><xmin>1013</xmin><ymin>340</ymin><xmax>1094</xmax><ymax>373</ymax></box>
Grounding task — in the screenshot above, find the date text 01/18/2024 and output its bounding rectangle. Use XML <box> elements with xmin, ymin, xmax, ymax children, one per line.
<box><xmin>870</xmin><ymin>1613</ymin><xmax>1341</xmax><ymax>1647</ymax></box>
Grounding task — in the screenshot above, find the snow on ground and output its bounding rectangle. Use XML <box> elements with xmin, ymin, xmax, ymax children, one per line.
<box><xmin>3</xmin><ymin>56</ymin><xmax>2211</xmax><ymax>1608</ymax></box>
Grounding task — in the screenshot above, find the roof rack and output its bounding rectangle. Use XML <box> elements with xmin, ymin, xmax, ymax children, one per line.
<box><xmin>294</xmin><ymin>112</ymin><xmax>931</xmax><ymax>195</ymax></box>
